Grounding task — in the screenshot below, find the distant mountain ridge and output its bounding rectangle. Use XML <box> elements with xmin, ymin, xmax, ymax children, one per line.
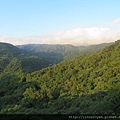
<box><xmin>0</xmin><ymin>42</ymin><xmax>112</xmax><ymax>74</ymax></box>
<box><xmin>17</xmin><ymin>42</ymin><xmax>113</xmax><ymax>64</ymax></box>
<box><xmin>0</xmin><ymin>42</ymin><xmax>49</xmax><ymax>73</ymax></box>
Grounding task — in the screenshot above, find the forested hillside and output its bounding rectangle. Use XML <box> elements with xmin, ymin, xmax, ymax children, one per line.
<box><xmin>17</xmin><ymin>43</ymin><xmax>112</xmax><ymax>64</ymax></box>
<box><xmin>0</xmin><ymin>42</ymin><xmax>49</xmax><ymax>73</ymax></box>
<box><xmin>0</xmin><ymin>40</ymin><xmax>119</xmax><ymax>115</ymax></box>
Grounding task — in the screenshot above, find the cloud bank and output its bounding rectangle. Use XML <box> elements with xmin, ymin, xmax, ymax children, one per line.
<box><xmin>0</xmin><ymin>26</ymin><xmax>120</xmax><ymax>46</ymax></box>
<box><xmin>112</xmin><ymin>18</ymin><xmax>120</xmax><ymax>24</ymax></box>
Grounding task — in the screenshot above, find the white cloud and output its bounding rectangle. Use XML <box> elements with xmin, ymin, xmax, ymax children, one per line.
<box><xmin>31</xmin><ymin>27</ymin><xmax>114</xmax><ymax>46</ymax></box>
<box><xmin>0</xmin><ymin>37</ymin><xmax>22</xmax><ymax>45</ymax></box>
<box><xmin>0</xmin><ymin>27</ymin><xmax>119</xmax><ymax>46</ymax></box>
<box><xmin>112</xmin><ymin>18</ymin><xmax>120</xmax><ymax>24</ymax></box>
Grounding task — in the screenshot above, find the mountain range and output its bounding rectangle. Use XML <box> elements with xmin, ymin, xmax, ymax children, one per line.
<box><xmin>17</xmin><ymin>42</ymin><xmax>112</xmax><ymax>64</ymax></box>
<box><xmin>0</xmin><ymin>40</ymin><xmax>120</xmax><ymax>117</ymax></box>
<box><xmin>0</xmin><ymin>42</ymin><xmax>50</xmax><ymax>73</ymax></box>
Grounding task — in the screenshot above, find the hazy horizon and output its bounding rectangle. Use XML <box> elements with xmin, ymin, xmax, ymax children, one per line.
<box><xmin>0</xmin><ymin>0</ymin><xmax>120</xmax><ymax>45</ymax></box>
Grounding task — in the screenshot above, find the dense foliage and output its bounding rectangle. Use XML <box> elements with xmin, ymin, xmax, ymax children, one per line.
<box><xmin>0</xmin><ymin>40</ymin><xmax>120</xmax><ymax>114</ymax></box>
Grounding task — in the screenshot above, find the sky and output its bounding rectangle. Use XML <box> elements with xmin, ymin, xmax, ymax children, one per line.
<box><xmin>0</xmin><ymin>0</ymin><xmax>120</xmax><ymax>45</ymax></box>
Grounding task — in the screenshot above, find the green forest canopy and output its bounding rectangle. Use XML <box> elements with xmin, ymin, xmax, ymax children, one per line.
<box><xmin>0</xmin><ymin>40</ymin><xmax>120</xmax><ymax>114</ymax></box>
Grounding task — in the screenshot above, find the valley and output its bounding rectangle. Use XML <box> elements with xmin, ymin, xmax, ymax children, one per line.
<box><xmin>17</xmin><ymin>42</ymin><xmax>112</xmax><ymax>64</ymax></box>
<box><xmin>0</xmin><ymin>40</ymin><xmax>120</xmax><ymax>115</ymax></box>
